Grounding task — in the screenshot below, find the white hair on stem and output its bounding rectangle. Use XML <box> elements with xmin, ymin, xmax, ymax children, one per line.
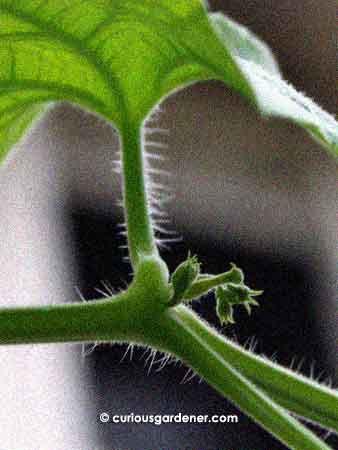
<box><xmin>93</xmin><ymin>280</ymin><xmax>116</xmax><ymax>299</ymax></box>
<box><xmin>114</xmin><ymin>103</ymin><xmax>183</xmax><ymax>264</ymax></box>
<box><xmin>74</xmin><ymin>287</ymin><xmax>99</xmax><ymax>361</ymax></box>
<box><xmin>81</xmin><ymin>341</ymin><xmax>99</xmax><ymax>360</ymax></box>
<box><xmin>154</xmin><ymin>352</ymin><xmax>172</xmax><ymax>372</ymax></box>
<box><xmin>143</xmin><ymin>106</ymin><xmax>182</xmax><ymax>252</ymax></box>
<box><xmin>120</xmin><ymin>343</ymin><xmax>135</xmax><ymax>363</ymax></box>
<box><xmin>180</xmin><ymin>367</ymin><xmax>198</xmax><ymax>385</ymax></box>
<box><xmin>243</xmin><ymin>335</ymin><xmax>259</xmax><ymax>353</ymax></box>
<box><xmin>143</xmin><ymin>348</ymin><xmax>157</xmax><ymax>374</ymax></box>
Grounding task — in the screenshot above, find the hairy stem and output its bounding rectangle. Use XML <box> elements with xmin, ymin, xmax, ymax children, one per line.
<box><xmin>0</xmin><ymin>253</ymin><xmax>170</xmax><ymax>345</ymax></box>
<box><xmin>183</xmin><ymin>268</ymin><xmax>244</xmax><ymax>300</ymax></box>
<box><xmin>0</xmin><ymin>293</ymin><xmax>136</xmax><ymax>345</ymax></box>
<box><xmin>172</xmin><ymin>305</ymin><xmax>338</xmax><ymax>433</ymax></box>
<box><xmin>120</xmin><ymin>122</ymin><xmax>158</xmax><ymax>268</ymax></box>
<box><xmin>149</xmin><ymin>306</ymin><xmax>333</xmax><ymax>450</ymax></box>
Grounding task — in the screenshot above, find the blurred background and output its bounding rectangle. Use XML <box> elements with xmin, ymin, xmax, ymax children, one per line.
<box><xmin>0</xmin><ymin>1</ymin><xmax>337</xmax><ymax>449</ymax></box>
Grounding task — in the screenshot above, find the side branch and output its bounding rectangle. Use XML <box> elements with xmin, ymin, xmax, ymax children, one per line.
<box><xmin>0</xmin><ymin>293</ymin><xmax>135</xmax><ymax>345</ymax></box>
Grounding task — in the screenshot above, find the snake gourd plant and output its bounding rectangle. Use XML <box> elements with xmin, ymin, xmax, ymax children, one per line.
<box><xmin>0</xmin><ymin>1</ymin><xmax>337</xmax><ymax>449</ymax></box>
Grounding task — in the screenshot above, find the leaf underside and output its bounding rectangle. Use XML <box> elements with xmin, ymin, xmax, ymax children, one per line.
<box><xmin>0</xmin><ymin>0</ymin><xmax>337</xmax><ymax>165</ymax></box>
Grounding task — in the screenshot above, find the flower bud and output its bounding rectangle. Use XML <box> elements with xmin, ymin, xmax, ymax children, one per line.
<box><xmin>215</xmin><ymin>283</ymin><xmax>262</xmax><ymax>324</ymax></box>
<box><xmin>170</xmin><ymin>254</ymin><xmax>201</xmax><ymax>305</ymax></box>
<box><xmin>216</xmin><ymin>286</ymin><xmax>235</xmax><ymax>324</ymax></box>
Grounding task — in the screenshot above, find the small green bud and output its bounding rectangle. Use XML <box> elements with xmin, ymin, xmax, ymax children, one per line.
<box><xmin>228</xmin><ymin>263</ymin><xmax>245</xmax><ymax>284</ymax></box>
<box><xmin>170</xmin><ymin>254</ymin><xmax>201</xmax><ymax>306</ymax></box>
<box><xmin>216</xmin><ymin>286</ymin><xmax>235</xmax><ymax>325</ymax></box>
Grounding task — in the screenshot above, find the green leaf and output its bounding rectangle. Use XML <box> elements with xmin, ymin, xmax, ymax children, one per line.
<box><xmin>210</xmin><ymin>14</ymin><xmax>280</xmax><ymax>77</ymax></box>
<box><xmin>209</xmin><ymin>13</ymin><xmax>338</xmax><ymax>156</ymax></box>
<box><xmin>0</xmin><ymin>0</ymin><xmax>337</xmax><ymax>165</ymax></box>
<box><xmin>0</xmin><ymin>0</ymin><xmax>224</xmax><ymax>162</ymax></box>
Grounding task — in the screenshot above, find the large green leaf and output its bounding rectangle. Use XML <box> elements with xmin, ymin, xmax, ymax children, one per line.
<box><xmin>0</xmin><ymin>0</ymin><xmax>337</xmax><ymax>164</ymax></box>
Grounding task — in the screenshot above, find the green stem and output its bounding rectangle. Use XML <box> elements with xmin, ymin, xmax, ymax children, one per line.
<box><xmin>171</xmin><ymin>305</ymin><xmax>338</xmax><ymax>433</ymax></box>
<box><xmin>0</xmin><ymin>290</ymin><xmax>336</xmax><ymax>450</ymax></box>
<box><xmin>0</xmin><ymin>293</ymin><xmax>137</xmax><ymax>345</ymax></box>
<box><xmin>148</xmin><ymin>306</ymin><xmax>333</xmax><ymax>450</ymax></box>
<box><xmin>183</xmin><ymin>268</ymin><xmax>244</xmax><ymax>300</ymax></box>
<box><xmin>0</xmin><ymin>254</ymin><xmax>170</xmax><ymax>346</ymax></box>
<box><xmin>120</xmin><ymin>122</ymin><xmax>158</xmax><ymax>268</ymax></box>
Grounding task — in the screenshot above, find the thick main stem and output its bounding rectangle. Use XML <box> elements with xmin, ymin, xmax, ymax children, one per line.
<box><xmin>120</xmin><ymin>122</ymin><xmax>157</xmax><ymax>268</ymax></box>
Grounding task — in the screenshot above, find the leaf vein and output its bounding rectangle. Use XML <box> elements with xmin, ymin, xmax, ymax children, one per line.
<box><xmin>0</xmin><ymin>3</ymin><xmax>126</xmax><ymax>123</ymax></box>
